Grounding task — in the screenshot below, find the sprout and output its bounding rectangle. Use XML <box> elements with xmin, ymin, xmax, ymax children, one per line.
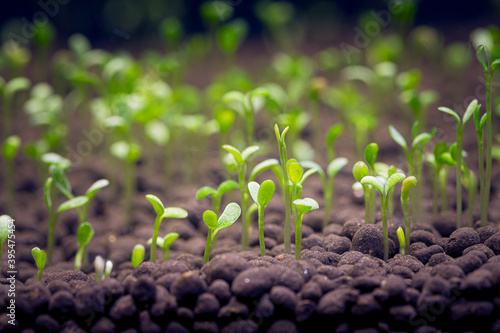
<box><xmin>293</xmin><ymin>198</ymin><xmax>319</xmax><ymax>260</ymax></box>
<box><xmin>1</xmin><ymin>77</ymin><xmax>31</xmax><ymax>138</ymax></box>
<box><xmin>145</xmin><ymin>194</ymin><xmax>188</xmax><ymax>263</ymax></box>
<box><xmin>82</xmin><ymin>179</ymin><xmax>109</xmax><ymax>224</ymax></box>
<box><xmin>2</xmin><ymin>135</ymin><xmax>21</xmax><ymax>215</ymax></box>
<box><xmin>474</xmin><ymin>103</ymin><xmax>487</xmax><ymax>227</ymax></box>
<box><xmin>248</xmin><ymin>180</ymin><xmax>276</xmax><ymax>256</ymax></box>
<box><xmin>361</xmin><ymin>172</ymin><xmax>406</xmax><ymax>260</ymax></box>
<box><xmin>401</xmin><ymin>176</ymin><xmax>417</xmax><ymax>256</ymax></box>
<box><xmin>323</xmin><ymin>158</ymin><xmax>348</xmax><ymax>228</ymax></box>
<box><xmin>147</xmin><ymin>232</ymin><xmax>179</xmax><ymax>261</ymax></box>
<box><xmin>31</xmin><ymin>247</ymin><xmax>46</xmax><ymax>282</ymax></box>
<box><xmin>75</xmin><ymin>222</ymin><xmax>95</xmax><ymax>270</ymax></box>
<box><xmin>203</xmin><ymin>203</ymin><xmax>241</xmax><ymax>264</ymax></box>
<box><xmin>275</xmin><ymin>124</ymin><xmax>292</xmax><ymax>253</ymax></box>
<box><xmin>365</xmin><ymin>143</ymin><xmax>378</xmax><ymax>223</ymax></box>
<box><xmin>0</xmin><ymin>215</ymin><xmax>14</xmax><ymax>278</ymax></box>
<box><xmin>438</xmin><ymin>99</ymin><xmax>477</xmax><ymax>228</ymax></box>
<box><xmin>325</xmin><ymin>123</ymin><xmax>344</xmax><ymax>161</ymax></box>
<box><xmin>352</xmin><ymin>161</ymin><xmax>371</xmax><ymax>224</ymax></box>
<box><xmin>397</xmin><ymin>227</ymin><xmax>405</xmax><ymax>255</ymax></box>
<box><xmin>196</xmin><ymin>180</ymin><xmax>239</xmax><ymax>216</ymax></box>
<box><xmin>94</xmin><ymin>256</ymin><xmax>105</xmax><ymax>283</ymax></box>
<box><xmin>131</xmin><ymin>244</ymin><xmax>145</xmax><ymax>268</ymax></box>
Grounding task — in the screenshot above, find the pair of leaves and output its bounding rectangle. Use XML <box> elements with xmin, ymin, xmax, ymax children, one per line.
<box><xmin>145</xmin><ymin>194</ymin><xmax>188</xmax><ymax>220</ymax></box>
<box><xmin>361</xmin><ymin>172</ymin><xmax>406</xmax><ymax>198</ymax></box>
<box><xmin>222</xmin><ymin>145</ymin><xmax>259</xmax><ymax>166</ymax></box>
<box><xmin>110</xmin><ymin>141</ymin><xmax>141</xmax><ymax>163</ymax></box>
<box><xmin>325</xmin><ymin>123</ymin><xmax>344</xmax><ymax>148</ymax></box>
<box><xmin>32</xmin><ymin>247</ymin><xmax>46</xmax><ymax>271</ymax></box>
<box><xmin>248</xmin><ymin>180</ymin><xmax>276</xmax><ymax>209</ymax></box>
<box><xmin>147</xmin><ymin>232</ymin><xmax>179</xmax><ymax>249</ymax></box>
<box><xmin>196</xmin><ymin>180</ymin><xmax>239</xmax><ymax>200</ymax></box>
<box><xmin>77</xmin><ymin>222</ymin><xmax>94</xmax><ymax>248</ymax></box>
<box><xmin>203</xmin><ymin>202</ymin><xmax>241</xmax><ymax>238</ymax></box>
<box><xmin>293</xmin><ymin>198</ymin><xmax>319</xmax><ymax>216</ymax></box>
<box><xmin>438</xmin><ymin>99</ymin><xmax>478</xmax><ymax>131</ymax></box>
<box><xmin>476</xmin><ymin>45</ymin><xmax>500</xmax><ymax>73</ymax></box>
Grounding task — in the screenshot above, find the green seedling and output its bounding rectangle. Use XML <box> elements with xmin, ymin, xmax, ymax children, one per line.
<box><xmin>385</xmin><ymin>165</ymin><xmax>398</xmax><ymax>219</ymax></box>
<box><xmin>365</xmin><ymin>143</ymin><xmax>378</xmax><ymax>223</ymax></box>
<box><xmin>203</xmin><ymin>202</ymin><xmax>241</xmax><ymax>264</ymax></box>
<box><xmin>275</xmin><ymin>124</ymin><xmax>292</xmax><ymax>253</ymax></box>
<box><xmin>476</xmin><ymin>45</ymin><xmax>499</xmax><ymax>225</ymax></box>
<box><xmin>145</xmin><ymin>194</ymin><xmax>188</xmax><ymax>263</ymax></box>
<box><xmin>325</xmin><ymin>123</ymin><xmax>344</xmax><ymax>162</ymax></box>
<box><xmin>81</xmin><ymin>179</ymin><xmax>109</xmax><ymax>224</ymax></box>
<box><xmin>160</xmin><ymin>17</ymin><xmax>184</xmax><ymax>50</ymax></box>
<box><xmin>287</xmin><ymin>158</ymin><xmax>304</xmax><ymax>224</ymax></box>
<box><xmin>248</xmin><ymin>180</ymin><xmax>276</xmax><ymax>256</ymax></box>
<box><xmin>217</xmin><ymin>19</ymin><xmax>248</xmax><ymax>67</ymax></box>
<box><xmin>353</xmin><ymin>161</ymin><xmax>371</xmax><ymax>223</ymax></box>
<box><xmin>401</xmin><ymin>176</ymin><xmax>417</xmax><ymax>256</ymax></box>
<box><xmin>361</xmin><ymin>172</ymin><xmax>406</xmax><ymax>260</ymax></box>
<box><xmin>74</xmin><ymin>222</ymin><xmax>94</xmax><ymax>270</ymax></box>
<box><xmin>196</xmin><ymin>180</ymin><xmax>239</xmax><ymax>216</ymax></box>
<box><xmin>1</xmin><ymin>77</ymin><xmax>31</xmax><ymax>138</ymax></box>
<box><xmin>397</xmin><ymin>227</ymin><xmax>405</xmax><ymax>255</ymax></box>
<box><xmin>323</xmin><ymin>158</ymin><xmax>348</xmax><ymax>228</ymax></box>
<box><xmin>147</xmin><ymin>232</ymin><xmax>179</xmax><ymax>261</ymax></box>
<box><xmin>2</xmin><ymin>135</ymin><xmax>21</xmax><ymax>215</ymax></box>
<box><xmin>222</xmin><ymin>144</ymin><xmax>259</xmax><ymax>249</ymax></box>
<box><xmin>474</xmin><ymin>104</ymin><xmax>487</xmax><ymax>226</ymax></box>
<box><xmin>438</xmin><ymin>99</ymin><xmax>477</xmax><ymax>228</ymax></box>
<box><xmin>0</xmin><ymin>215</ymin><xmax>14</xmax><ymax>278</ymax></box>
<box><xmin>293</xmin><ymin>198</ymin><xmax>319</xmax><ymax>260</ymax></box>
<box><xmin>131</xmin><ymin>244</ymin><xmax>145</xmax><ymax>268</ymax></box>
<box><xmin>461</xmin><ymin>163</ymin><xmax>477</xmax><ymax>228</ymax></box>
<box><xmin>31</xmin><ymin>247</ymin><xmax>46</xmax><ymax>282</ymax></box>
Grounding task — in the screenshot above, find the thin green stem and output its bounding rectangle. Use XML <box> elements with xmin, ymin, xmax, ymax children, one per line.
<box><xmin>163</xmin><ymin>247</ymin><xmax>170</xmax><ymax>261</ymax></box>
<box><xmin>323</xmin><ymin>181</ymin><xmax>332</xmax><ymax>228</ymax></box>
<box><xmin>36</xmin><ymin>269</ymin><xmax>42</xmax><ymax>282</ymax></box>
<box><xmin>279</xmin><ymin>142</ymin><xmax>291</xmax><ymax>253</ymax></box>
<box><xmin>402</xmin><ymin>195</ymin><xmax>411</xmax><ymax>256</ymax></box>
<box><xmin>238</xmin><ymin>166</ymin><xmax>248</xmax><ymax>249</ymax></box>
<box><xmin>482</xmin><ymin>71</ymin><xmax>492</xmax><ymax>225</ymax></box>
<box><xmin>382</xmin><ymin>197</ymin><xmax>388</xmax><ymax>261</ymax></box>
<box><xmin>440</xmin><ymin>167</ymin><xmax>449</xmax><ymax>212</ymax></box>
<box><xmin>478</xmin><ymin>133</ymin><xmax>485</xmax><ymax>226</ymax></box>
<box><xmin>204</xmin><ymin>232</ymin><xmax>212</xmax><ymax>264</ymax></box>
<box><xmin>369</xmin><ymin>187</ymin><xmax>376</xmax><ymax>223</ymax></box>
<box><xmin>150</xmin><ymin>216</ymin><xmax>162</xmax><ymax>263</ymax></box>
<box><xmin>388</xmin><ymin>189</ymin><xmax>394</xmax><ymax>219</ymax></box>
<box><xmin>456</xmin><ymin>131</ymin><xmax>463</xmax><ymax>228</ymax></box>
<box><xmin>416</xmin><ymin>149</ymin><xmax>424</xmax><ymax>224</ymax></box>
<box><xmin>295</xmin><ymin>213</ymin><xmax>303</xmax><ymax>260</ymax></box>
<box><xmin>75</xmin><ymin>247</ymin><xmax>84</xmax><ymax>270</ymax></box>
<box><xmin>258</xmin><ymin>207</ymin><xmax>266</xmax><ymax>256</ymax></box>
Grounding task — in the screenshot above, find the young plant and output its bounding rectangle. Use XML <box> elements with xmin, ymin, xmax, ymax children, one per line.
<box><xmin>474</xmin><ymin>104</ymin><xmax>487</xmax><ymax>226</ymax></box>
<box><xmin>293</xmin><ymin>198</ymin><xmax>319</xmax><ymax>260</ymax></box>
<box><xmin>323</xmin><ymin>158</ymin><xmax>348</xmax><ymax>228</ymax></box>
<box><xmin>275</xmin><ymin>124</ymin><xmax>292</xmax><ymax>253</ymax></box>
<box><xmin>74</xmin><ymin>222</ymin><xmax>95</xmax><ymax>270</ymax></box>
<box><xmin>147</xmin><ymin>232</ymin><xmax>179</xmax><ymax>261</ymax></box>
<box><xmin>361</xmin><ymin>172</ymin><xmax>406</xmax><ymax>261</ymax></box>
<box><xmin>0</xmin><ymin>215</ymin><xmax>14</xmax><ymax>278</ymax></box>
<box><xmin>1</xmin><ymin>77</ymin><xmax>31</xmax><ymax>138</ymax></box>
<box><xmin>222</xmin><ymin>144</ymin><xmax>259</xmax><ymax>249</ymax></box>
<box><xmin>145</xmin><ymin>194</ymin><xmax>188</xmax><ymax>263</ymax></box>
<box><xmin>401</xmin><ymin>176</ymin><xmax>417</xmax><ymax>256</ymax></box>
<box><xmin>31</xmin><ymin>247</ymin><xmax>46</xmax><ymax>282</ymax></box>
<box><xmin>365</xmin><ymin>143</ymin><xmax>378</xmax><ymax>222</ymax></box>
<box><xmin>131</xmin><ymin>244</ymin><xmax>145</xmax><ymax>268</ymax></box>
<box><xmin>287</xmin><ymin>158</ymin><xmax>304</xmax><ymax>225</ymax></box>
<box><xmin>476</xmin><ymin>45</ymin><xmax>499</xmax><ymax>225</ymax></box>
<box><xmin>196</xmin><ymin>180</ymin><xmax>239</xmax><ymax>216</ymax></box>
<box><xmin>397</xmin><ymin>227</ymin><xmax>405</xmax><ymax>255</ymax></box>
<box><xmin>203</xmin><ymin>202</ymin><xmax>241</xmax><ymax>264</ymax></box>
<box><xmin>461</xmin><ymin>163</ymin><xmax>477</xmax><ymax>228</ymax></box>
<box><xmin>81</xmin><ymin>179</ymin><xmax>109</xmax><ymax>225</ymax></box>
<box><xmin>325</xmin><ymin>123</ymin><xmax>344</xmax><ymax>162</ymax></box>
<box><xmin>2</xmin><ymin>135</ymin><xmax>21</xmax><ymax>215</ymax></box>
<box><xmin>94</xmin><ymin>256</ymin><xmax>113</xmax><ymax>282</ymax></box>
<box><xmin>353</xmin><ymin>161</ymin><xmax>371</xmax><ymax>223</ymax></box>
<box><xmin>438</xmin><ymin>99</ymin><xmax>477</xmax><ymax>228</ymax></box>
<box><xmin>248</xmin><ymin>180</ymin><xmax>276</xmax><ymax>256</ymax></box>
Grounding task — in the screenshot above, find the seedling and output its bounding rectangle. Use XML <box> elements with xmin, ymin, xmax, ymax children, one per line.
<box><xmin>476</xmin><ymin>45</ymin><xmax>499</xmax><ymax>225</ymax></box>
<box><xmin>94</xmin><ymin>256</ymin><xmax>113</xmax><ymax>283</ymax></box>
<box><xmin>147</xmin><ymin>232</ymin><xmax>179</xmax><ymax>261</ymax></box>
<box><xmin>474</xmin><ymin>104</ymin><xmax>487</xmax><ymax>226</ymax></box>
<box><xmin>31</xmin><ymin>247</ymin><xmax>46</xmax><ymax>282</ymax></box>
<box><xmin>131</xmin><ymin>244</ymin><xmax>145</xmax><ymax>268</ymax></box>
<box><xmin>361</xmin><ymin>172</ymin><xmax>406</xmax><ymax>260</ymax></box>
<box><xmin>353</xmin><ymin>161</ymin><xmax>371</xmax><ymax>223</ymax></box>
<box><xmin>401</xmin><ymin>176</ymin><xmax>417</xmax><ymax>256</ymax></box>
<box><xmin>287</xmin><ymin>158</ymin><xmax>304</xmax><ymax>224</ymax></box>
<box><xmin>397</xmin><ymin>227</ymin><xmax>405</xmax><ymax>255</ymax></box>
<box><xmin>293</xmin><ymin>198</ymin><xmax>319</xmax><ymax>260</ymax></box>
<box><xmin>196</xmin><ymin>180</ymin><xmax>239</xmax><ymax>216</ymax></box>
<box><xmin>1</xmin><ymin>77</ymin><xmax>31</xmax><ymax>138</ymax></box>
<box><xmin>145</xmin><ymin>195</ymin><xmax>187</xmax><ymax>263</ymax></box>
<box><xmin>222</xmin><ymin>144</ymin><xmax>259</xmax><ymax>249</ymax></box>
<box><xmin>75</xmin><ymin>222</ymin><xmax>95</xmax><ymax>270</ymax></box>
<box><xmin>325</xmin><ymin>123</ymin><xmax>344</xmax><ymax>162</ymax></box>
<box><xmin>81</xmin><ymin>179</ymin><xmax>109</xmax><ymax>224</ymax></box>
<box><xmin>461</xmin><ymin>162</ymin><xmax>477</xmax><ymax>228</ymax></box>
<box><xmin>203</xmin><ymin>202</ymin><xmax>241</xmax><ymax>264</ymax></box>
<box><xmin>438</xmin><ymin>99</ymin><xmax>477</xmax><ymax>228</ymax></box>
<box><xmin>0</xmin><ymin>215</ymin><xmax>14</xmax><ymax>278</ymax></box>
<box><xmin>248</xmin><ymin>180</ymin><xmax>276</xmax><ymax>256</ymax></box>
<box><xmin>365</xmin><ymin>143</ymin><xmax>378</xmax><ymax>222</ymax></box>
<box><xmin>323</xmin><ymin>158</ymin><xmax>348</xmax><ymax>228</ymax></box>
<box><xmin>275</xmin><ymin>124</ymin><xmax>292</xmax><ymax>253</ymax></box>
<box><xmin>2</xmin><ymin>135</ymin><xmax>21</xmax><ymax>215</ymax></box>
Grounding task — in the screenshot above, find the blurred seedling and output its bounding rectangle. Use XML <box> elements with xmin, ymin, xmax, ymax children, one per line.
<box><xmin>75</xmin><ymin>222</ymin><xmax>94</xmax><ymax>270</ymax></box>
<box><xmin>275</xmin><ymin>124</ymin><xmax>292</xmax><ymax>253</ymax></box>
<box><xmin>1</xmin><ymin>77</ymin><xmax>31</xmax><ymax>138</ymax></box>
<box><xmin>147</xmin><ymin>232</ymin><xmax>179</xmax><ymax>261</ymax></box>
<box><xmin>131</xmin><ymin>244</ymin><xmax>145</xmax><ymax>268</ymax></box>
<box><xmin>94</xmin><ymin>256</ymin><xmax>113</xmax><ymax>283</ymax></box>
<box><xmin>401</xmin><ymin>176</ymin><xmax>417</xmax><ymax>256</ymax></box>
<box><xmin>293</xmin><ymin>198</ymin><xmax>319</xmax><ymax>260</ymax></box>
<box><xmin>2</xmin><ymin>135</ymin><xmax>21</xmax><ymax>215</ymax></box>
<box><xmin>196</xmin><ymin>180</ymin><xmax>239</xmax><ymax>216</ymax></box>
<box><xmin>325</xmin><ymin>123</ymin><xmax>344</xmax><ymax>162</ymax></box>
<box><xmin>31</xmin><ymin>247</ymin><xmax>46</xmax><ymax>282</ymax></box>
<box><xmin>353</xmin><ymin>161</ymin><xmax>371</xmax><ymax>224</ymax></box>
<box><xmin>397</xmin><ymin>227</ymin><xmax>405</xmax><ymax>256</ymax></box>
<box><xmin>248</xmin><ymin>180</ymin><xmax>276</xmax><ymax>256</ymax></box>
<box><xmin>474</xmin><ymin>103</ymin><xmax>487</xmax><ymax>226</ymax></box>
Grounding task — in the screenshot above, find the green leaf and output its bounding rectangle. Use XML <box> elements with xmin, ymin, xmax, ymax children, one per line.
<box><xmin>300</xmin><ymin>160</ymin><xmax>325</xmax><ymax>181</ymax></box>
<box><xmin>440</xmin><ymin>152</ymin><xmax>456</xmax><ymax>166</ymax></box>
<box><xmin>353</xmin><ymin>161</ymin><xmax>369</xmax><ymax>182</ymax></box>
<box><xmin>147</xmin><ymin>237</ymin><xmax>163</xmax><ymax>247</ymax></box>
<box><xmin>364</xmin><ymin>143</ymin><xmax>378</xmax><ymax>166</ymax></box>
<box><xmin>298</xmin><ymin>168</ymin><xmax>318</xmax><ymax>187</ymax></box>
<box><xmin>388</xmin><ymin>125</ymin><xmax>408</xmax><ymax>151</ymax></box>
<box><xmin>77</xmin><ymin>222</ymin><xmax>94</xmax><ymax>247</ymax></box>
<box><xmin>213</xmin><ymin>202</ymin><xmax>241</xmax><ymax>236</ymax></box>
<box><xmin>242</xmin><ymin>146</ymin><xmax>260</xmax><ymax>162</ymax></box>
<box><xmin>360</xmin><ymin>176</ymin><xmax>384</xmax><ymax>195</ymax></box>
<box><xmin>163</xmin><ymin>207</ymin><xmax>188</xmax><ymax>219</ymax></box>
<box><xmin>222</xmin><ymin>144</ymin><xmax>243</xmax><ymax>165</ymax></box>
<box><xmin>385</xmin><ymin>172</ymin><xmax>406</xmax><ymax>197</ymax></box>
<box><xmin>462</xmin><ymin>99</ymin><xmax>478</xmax><ymax>127</ymax></box>
<box><xmin>2</xmin><ymin>135</ymin><xmax>21</xmax><ymax>160</ymax></box>
<box><xmin>401</xmin><ymin>176</ymin><xmax>417</xmax><ymax>193</ymax></box>
<box><xmin>145</xmin><ymin>120</ymin><xmax>170</xmax><ymax>145</ymax></box>
<box><xmin>31</xmin><ymin>247</ymin><xmax>46</xmax><ymax>270</ymax></box>
<box><xmin>248</xmin><ymin>181</ymin><xmax>260</xmax><ymax>206</ymax></box>
<box><xmin>57</xmin><ymin>196</ymin><xmax>89</xmax><ymax>213</ymax></box>
<box><xmin>397</xmin><ymin>227</ymin><xmax>405</xmax><ymax>250</ymax></box>
<box><xmin>44</xmin><ymin>178</ymin><xmax>53</xmax><ymax>211</ymax></box>
<box><xmin>214</xmin><ymin>108</ymin><xmax>235</xmax><ymax>133</ymax></box>
<box><xmin>222</xmin><ymin>91</ymin><xmax>246</xmax><ymax>115</ymax></box>
<box><xmin>131</xmin><ymin>244</ymin><xmax>145</xmax><ymax>268</ymax></box>
<box><xmin>438</xmin><ymin>107</ymin><xmax>460</xmax><ymax>127</ymax></box>
<box><xmin>5</xmin><ymin>77</ymin><xmax>31</xmax><ymax>98</ymax></box>
<box><xmin>480</xmin><ymin>113</ymin><xmax>488</xmax><ymax>131</ymax></box>
<box><xmin>476</xmin><ymin>45</ymin><xmax>488</xmax><ymax>71</ymax></box>
<box><xmin>327</xmin><ymin>157</ymin><xmax>348</xmax><ymax>178</ymax></box>
<box><xmin>146</xmin><ymin>194</ymin><xmax>165</xmax><ymax>217</ymax></box>
<box><xmin>49</xmin><ymin>165</ymin><xmax>72</xmax><ymax>199</ymax></box>
<box><xmin>287</xmin><ymin>159</ymin><xmax>303</xmax><ymax>185</ymax></box>
<box><xmin>293</xmin><ymin>198</ymin><xmax>319</xmax><ymax>215</ymax></box>
<box><xmin>218</xmin><ymin>180</ymin><xmax>239</xmax><ymax>197</ymax></box>
<box><xmin>196</xmin><ymin>186</ymin><xmax>217</xmax><ymax>200</ymax></box>
<box><xmin>0</xmin><ymin>215</ymin><xmax>13</xmax><ymax>244</ymax></box>
<box><xmin>258</xmin><ymin>180</ymin><xmax>275</xmax><ymax>207</ymax></box>
<box><xmin>412</xmin><ymin>132</ymin><xmax>434</xmax><ymax>149</ymax></box>
<box><xmin>203</xmin><ymin>210</ymin><xmax>218</xmax><ymax>230</ymax></box>
<box><xmin>411</xmin><ymin>122</ymin><xmax>420</xmax><ymax>140</ymax></box>
<box><xmin>85</xmin><ymin>179</ymin><xmax>109</xmax><ymax>200</ymax></box>
<box><xmin>110</xmin><ymin>141</ymin><xmax>141</xmax><ymax>162</ymax></box>
<box><xmin>163</xmin><ymin>232</ymin><xmax>179</xmax><ymax>248</ymax></box>
<box><xmin>41</xmin><ymin>152</ymin><xmax>71</xmax><ymax>170</ymax></box>
<box><xmin>492</xmin><ymin>58</ymin><xmax>500</xmax><ymax>73</ymax></box>
<box><xmin>325</xmin><ymin>123</ymin><xmax>344</xmax><ymax>147</ymax></box>
<box><xmin>250</xmin><ymin>158</ymin><xmax>280</xmax><ymax>181</ymax></box>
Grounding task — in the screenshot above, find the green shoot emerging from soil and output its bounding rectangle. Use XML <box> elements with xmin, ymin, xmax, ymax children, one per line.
<box><xmin>325</xmin><ymin>123</ymin><xmax>344</xmax><ymax>161</ymax></box>
<box><xmin>82</xmin><ymin>180</ymin><xmax>109</xmax><ymax>224</ymax></box>
<box><xmin>147</xmin><ymin>232</ymin><xmax>179</xmax><ymax>261</ymax></box>
<box><xmin>2</xmin><ymin>135</ymin><xmax>21</xmax><ymax>215</ymax></box>
<box><xmin>248</xmin><ymin>180</ymin><xmax>276</xmax><ymax>256</ymax></box>
<box><xmin>94</xmin><ymin>256</ymin><xmax>112</xmax><ymax>283</ymax></box>
<box><xmin>75</xmin><ymin>222</ymin><xmax>95</xmax><ymax>270</ymax></box>
<box><xmin>365</xmin><ymin>143</ymin><xmax>378</xmax><ymax>223</ymax></box>
<box><xmin>401</xmin><ymin>176</ymin><xmax>417</xmax><ymax>256</ymax></box>
<box><xmin>353</xmin><ymin>161</ymin><xmax>371</xmax><ymax>223</ymax></box>
<box><xmin>31</xmin><ymin>247</ymin><xmax>46</xmax><ymax>282</ymax></box>
<box><xmin>473</xmin><ymin>104</ymin><xmax>487</xmax><ymax>226</ymax></box>
<box><xmin>275</xmin><ymin>124</ymin><xmax>292</xmax><ymax>253</ymax></box>
<box><xmin>196</xmin><ymin>180</ymin><xmax>239</xmax><ymax>216</ymax></box>
<box><xmin>438</xmin><ymin>99</ymin><xmax>477</xmax><ymax>228</ymax></box>
<box><xmin>145</xmin><ymin>194</ymin><xmax>188</xmax><ymax>263</ymax></box>
<box><xmin>361</xmin><ymin>172</ymin><xmax>405</xmax><ymax>260</ymax></box>
<box><xmin>324</xmin><ymin>158</ymin><xmax>349</xmax><ymax>228</ymax></box>
<box><xmin>203</xmin><ymin>202</ymin><xmax>241</xmax><ymax>264</ymax></box>
<box><xmin>397</xmin><ymin>227</ymin><xmax>405</xmax><ymax>255</ymax></box>
<box><xmin>293</xmin><ymin>198</ymin><xmax>319</xmax><ymax>260</ymax></box>
<box><xmin>0</xmin><ymin>215</ymin><xmax>13</xmax><ymax>278</ymax></box>
<box><xmin>131</xmin><ymin>244</ymin><xmax>145</xmax><ymax>268</ymax></box>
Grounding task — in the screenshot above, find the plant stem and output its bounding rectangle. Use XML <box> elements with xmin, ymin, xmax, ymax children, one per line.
<box><xmin>477</xmin><ymin>131</ymin><xmax>485</xmax><ymax>226</ymax></box>
<box><xmin>456</xmin><ymin>131</ymin><xmax>463</xmax><ymax>228</ymax></box>
<box><xmin>163</xmin><ymin>247</ymin><xmax>170</xmax><ymax>261</ymax></box>
<box><xmin>382</xmin><ymin>198</ymin><xmax>389</xmax><ymax>261</ymax></box>
<box><xmin>323</xmin><ymin>182</ymin><xmax>332</xmax><ymax>229</ymax></box>
<box><xmin>150</xmin><ymin>216</ymin><xmax>161</xmax><ymax>263</ymax></box>
<box><xmin>440</xmin><ymin>167</ymin><xmax>449</xmax><ymax>212</ymax></box>
<box><xmin>362</xmin><ymin>184</ymin><xmax>371</xmax><ymax>223</ymax></box>
<box><xmin>388</xmin><ymin>189</ymin><xmax>394</xmax><ymax>219</ymax></box>
<box><xmin>204</xmin><ymin>232</ymin><xmax>212</xmax><ymax>264</ymax></box>
<box><xmin>482</xmin><ymin>70</ymin><xmax>492</xmax><ymax>225</ymax></box>
<box><xmin>75</xmin><ymin>247</ymin><xmax>84</xmax><ymax>270</ymax></box>
<box><xmin>47</xmin><ymin>212</ymin><xmax>59</xmax><ymax>266</ymax></box>
<box><xmin>238</xmin><ymin>166</ymin><xmax>248</xmax><ymax>249</ymax></box>
<box><xmin>295</xmin><ymin>213</ymin><xmax>303</xmax><ymax>260</ymax></box>
<box><xmin>402</xmin><ymin>197</ymin><xmax>411</xmax><ymax>256</ymax></box>
<box><xmin>36</xmin><ymin>269</ymin><xmax>42</xmax><ymax>282</ymax></box>
<box><xmin>416</xmin><ymin>149</ymin><xmax>424</xmax><ymax>224</ymax></box>
<box><xmin>258</xmin><ymin>207</ymin><xmax>266</xmax><ymax>256</ymax></box>
<box><xmin>279</xmin><ymin>141</ymin><xmax>291</xmax><ymax>253</ymax></box>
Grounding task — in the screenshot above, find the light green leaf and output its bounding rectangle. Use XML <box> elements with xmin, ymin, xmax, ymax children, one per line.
<box><xmin>492</xmin><ymin>58</ymin><xmax>500</xmax><ymax>73</ymax></box>
<box><xmin>241</xmin><ymin>146</ymin><xmax>260</xmax><ymax>162</ymax></box>
<box><xmin>146</xmin><ymin>194</ymin><xmax>165</xmax><ymax>217</ymax></box>
<box><xmin>222</xmin><ymin>144</ymin><xmax>243</xmax><ymax>165</ymax></box>
<box><xmin>412</xmin><ymin>132</ymin><xmax>433</xmax><ymax>149</ymax></box>
<box><xmin>287</xmin><ymin>159</ymin><xmax>303</xmax><ymax>185</ymax></box>
<box><xmin>44</xmin><ymin>178</ymin><xmax>53</xmax><ymax>211</ymax></box>
<box><xmin>0</xmin><ymin>215</ymin><xmax>13</xmax><ymax>244</ymax></box>
<box><xmin>327</xmin><ymin>157</ymin><xmax>348</xmax><ymax>178</ymax></box>
<box><xmin>217</xmin><ymin>180</ymin><xmax>239</xmax><ymax>197</ymax></box>
<box><xmin>215</xmin><ymin>108</ymin><xmax>235</xmax><ymax>134</ymax></box>
<box><xmin>476</xmin><ymin>45</ymin><xmax>488</xmax><ymax>71</ymax></box>
<box><xmin>298</xmin><ymin>168</ymin><xmax>318</xmax><ymax>187</ymax></box>
<box><xmin>360</xmin><ymin>176</ymin><xmax>384</xmax><ymax>195</ymax></box>
<box><xmin>2</xmin><ymin>135</ymin><xmax>21</xmax><ymax>160</ymax></box>
<box><xmin>41</xmin><ymin>152</ymin><xmax>71</xmax><ymax>170</ymax></box>
<box><xmin>462</xmin><ymin>99</ymin><xmax>478</xmax><ymax>127</ymax></box>
<box><xmin>77</xmin><ymin>222</ymin><xmax>94</xmax><ymax>247</ymax></box>
<box><xmin>388</xmin><ymin>125</ymin><xmax>408</xmax><ymax>151</ymax></box>
<box><xmin>163</xmin><ymin>207</ymin><xmax>188</xmax><ymax>219</ymax></box>
<box><xmin>163</xmin><ymin>232</ymin><xmax>179</xmax><ymax>248</ymax></box>
<box><xmin>213</xmin><ymin>202</ymin><xmax>241</xmax><ymax>236</ymax></box>
<box><xmin>49</xmin><ymin>165</ymin><xmax>72</xmax><ymax>199</ymax></box>
<box><xmin>438</xmin><ymin>107</ymin><xmax>460</xmax><ymax>126</ymax></box>
<box><xmin>401</xmin><ymin>176</ymin><xmax>417</xmax><ymax>193</ymax></box>
<box><xmin>301</xmin><ymin>160</ymin><xmax>325</xmax><ymax>181</ymax></box>
<box><xmin>385</xmin><ymin>172</ymin><xmax>406</xmax><ymax>196</ymax></box>
<box><xmin>131</xmin><ymin>244</ymin><xmax>145</xmax><ymax>268</ymax></box>
<box><xmin>397</xmin><ymin>227</ymin><xmax>405</xmax><ymax>249</ymax></box>
<box><xmin>85</xmin><ymin>179</ymin><xmax>109</xmax><ymax>200</ymax></box>
<box><xmin>222</xmin><ymin>91</ymin><xmax>246</xmax><ymax>115</ymax></box>
<box><xmin>203</xmin><ymin>210</ymin><xmax>218</xmax><ymax>230</ymax></box>
<box><xmin>31</xmin><ymin>247</ymin><xmax>46</xmax><ymax>270</ymax></box>
<box><xmin>293</xmin><ymin>198</ymin><xmax>319</xmax><ymax>215</ymax></box>
<box><xmin>364</xmin><ymin>143</ymin><xmax>378</xmax><ymax>166</ymax></box>
<box><xmin>57</xmin><ymin>196</ymin><xmax>89</xmax><ymax>213</ymax></box>
<box><xmin>196</xmin><ymin>186</ymin><xmax>217</xmax><ymax>200</ymax></box>
<box><xmin>5</xmin><ymin>77</ymin><xmax>31</xmax><ymax>98</ymax></box>
<box><xmin>250</xmin><ymin>158</ymin><xmax>280</xmax><ymax>181</ymax></box>
<box><xmin>353</xmin><ymin>161</ymin><xmax>369</xmax><ymax>182</ymax></box>
<box><xmin>145</xmin><ymin>120</ymin><xmax>170</xmax><ymax>145</ymax></box>
<box><xmin>257</xmin><ymin>180</ymin><xmax>275</xmax><ymax>207</ymax></box>
<box><xmin>248</xmin><ymin>181</ymin><xmax>260</xmax><ymax>206</ymax></box>
<box><xmin>147</xmin><ymin>236</ymin><xmax>164</xmax><ymax>247</ymax></box>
